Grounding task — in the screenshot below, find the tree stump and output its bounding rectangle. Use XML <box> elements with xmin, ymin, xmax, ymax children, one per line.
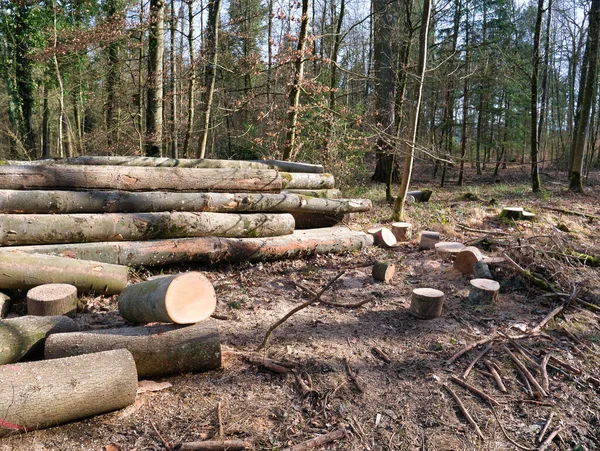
<box><xmin>391</xmin><ymin>222</ymin><xmax>412</xmax><ymax>241</ymax></box>
<box><xmin>468</xmin><ymin>279</ymin><xmax>500</xmax><ymax>304</ymax></box>
<box><xmin>419</xmin><ymin>231</ymin><xmax>440</xmax><ymax>250</ymax></box>
<box><xmin>434</xmin><ymin>242</ymin><xmax>465</xmax><ymax>260</ymax></box>
<box><xmin>472</xmin><ymin>261</ymin><xmax>493</xmax><ymax>279</ymax></box>
<box><xmin>367</xmin><ymin>227</ymin><xmax>397</xmax><ymax>248</ymax></box>
<box><xmin>0</xmin><ymin>292</ymin><xmax>10</xmax><ymax>318</ymax></box>
<box><xmin>372</xmin><ymin>261</ymin><xmax>395</xmax><ymax>283</ymax></box>
<box><xmin>118</xmin><ymin>272</ymin><xmax>216</xmax><ymax>324</ymax></box>
<box><xmin>0</xmin><ymin>349</ymin><xmax>137</xmax><ymax>437</ymax></box>
<box><xmin>499</xmin><ymin>207</ymin><xmax>535</xmax><ymax>221</ymax></box>
<box><xmin>26</xmin><ymin>284</ymin><xmax>78</xmax><ymax>316</ymax></box>
<box><xmin>453</xmin><ymin>246</ymin><xmax>484</xmax><ymax>274</ymax></box>
<box><xmin>409</xmin><ymin>288</ymin><xmax>445</xmax><ymax>319</ymax></box>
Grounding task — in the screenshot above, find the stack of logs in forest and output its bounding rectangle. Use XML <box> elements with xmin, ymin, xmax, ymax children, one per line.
<box><xmin>0</xmin><ymin>156</ymin><xmax>374</xmax><ymax>268</ymax></box>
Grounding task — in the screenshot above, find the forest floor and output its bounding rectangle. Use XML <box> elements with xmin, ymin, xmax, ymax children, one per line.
<box><xmin>2</xmin><ymin>165</ymin><xmax>600</xmax><ymax>451</ymax></box>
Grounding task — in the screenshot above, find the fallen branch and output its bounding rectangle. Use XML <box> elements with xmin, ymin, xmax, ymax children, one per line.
<box><xmin>457</xmin><ymin>224</ymin><xmax>511</xmax><ymax>236</ymax></box>
<box><xmin>258</xmin><ymin>271</ymin><xmax>345</xmax><ymax>350</ymax></box>
<box><xmin>295</xmin><ymin>282</ymin><xmax>373</xmax><ymax>309</ymax></box>
<box><xmin>450</xmin><ymin>375</ymin><xmax>499</xmax><ymax>406</ymax></box>
<box><xmin>217</xmin><ymin>402</ymin><xmax>224</xmax><ymax>438</ymax></box>
<box><xmin>483</xmin><ymin>359</ymin><xmax>507</xmax><ymax>393</ymax></box>
<box><xmin>293</xmin><ymin>369</ymin><xmax>317</xmax><ymax>397</ymax></box>
<box><xmin>537</xmin><ymin>412</ymin><xmax>554</xmax><ymax>444</ymax></box>
<box><xmin>531</xmin><ymin>304</ymin><xmax>566</xmax><ymax>334</ymax></box>
<box><xmin>463</xmin><ymin>342</ymin><xmax>493</xmax><ymax>379</ymax></box>
<box><xmin>344</xmin><ymin>357</ymin><xmax>363</xmax><ymax>393</ymax></box>
<box><xmin>502</xmin><ymin>253</ymin><xmax>554</xmax><ymax>292</ymax></box>
<box><xmin>503</xmin><ymin>345</ymin><xmax>547</xmax><ymax>398</ymax></box>
<box><xmin>372</xmin><ymin>347</ymin><xmax>392</xmax><ymax>363</ymax></box>
<box><xmin>281</xmin><ymin>428</ymin><xmax>346</xmax><ymax>451</ymax></box>
<box><xmin>446</xmin><ymin>336</ymin><xmax>496</xmax><ymax>365</ymax></box>
<box><xmin>540</xmin><ymin>354</ymin><xmax>551</xmax><ymax>393</ymax></box>
<box><xmin>443</xmin><ymin>384</ymin><xmax>485</xmax><ymax>441</ymax></box>
<box><xmin>541</xmin><ymin>206</ymin><xmax>600</xmax><ymax>221</ymax></box>
<box><xmin>174</xmin><ymin>440</ymin><xmax>249</xmax><ymax>451</ymax></box>
<box><xmin>537</xmin><ymin>427</ymin><xmax>563</xmax><ymax>451</ymax></box>
<box><xmin>241</xmin><ymin>354</ymin><xmax>293</xmax><ymax>374</ymax></box>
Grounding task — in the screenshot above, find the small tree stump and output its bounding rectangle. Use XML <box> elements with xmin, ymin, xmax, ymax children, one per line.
<box><xmin>391</xmin><ymin>222</ymin><xmax>412</xmax><ymax>241</ymax></box>
<box><xmin>419</xmin><ymin>231</ymin><xmax>440</xmax><ymax>250</ymax></box>
<box><xmin>499</xmin><ymin>207</ymin><xmax>524</xmax><ymax>219</ymax></box>
<box><xmin>27</xmin><ymin>284</ymin><xmax>78</xmax><ymax>316</ymax></box>
<box><xmin>372</xmin><ymin>261</ymin><xmax>395</xmax><ymax>283</ymax></box>
<box><xmin>0</xmin><ymin>292</ymin><xmax>10</xmax><ymax>318</ymax></box>
<box><xmin>521</xmin><ymin>211</ymin><xmax>536</xmax><ymax>220</ymax></box>
<box><xmin>368</xmin><ymin>227</ymin><xmax>397</xmax><ymax>248</ymax></box>
<box><xmin>468</xmin><ymin>279</ymin><xmax>500</xmax><ymax>304</ymax></box>
<box><xmin>410</xmin><ymin>288</ymin><xmax>444</xmax><ymax>319</ymax></box>
<box><xmin>472</xmin><ymin>261</ymin><xmax>493</xmax><ymax>279</ymax></box>
<box><xmin>435</xmin><ymin>242</ymin><xmax>465</xmax><ymax>260</ymax></box>
<box><xmin>454</xmin><ymin>246</ymin><xmax>484</xmax><ymax>274</ymax></box>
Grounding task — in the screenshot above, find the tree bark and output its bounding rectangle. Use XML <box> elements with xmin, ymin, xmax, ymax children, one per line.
<box><xmin>45</xmin><ymin>322</ymin><xmax>221</xmax><ymax>377</ymax></box>
<box><xmin>183</xmin><ymin>0</ymin><xmax>196</xmax><ymax>158</ymax></box>
<box><xmin>281</xmin><ymin>172</ymin><xmax>335</xmax><ymax>189</ymax></box>
<box><xmin>0</xmin><ymin>251</ymin><xmax>128</xmax><ymax>294</ymax></box>
<box><xmin>3</xmin><ymin>228</ymin><xmax>374</xmax><ymax>267</ymax></box>
<box><xmin>0</xmin><ymin>349</ymin><xmax>137</xmax><ymax>437</ymax></box>
<box><xmin>530</xmin><ymin>0</ymin><xmax>544</xmax><ymax>192</ymax></box>
<box><xmin>0</xmin><ymin>165</ymin><xmax>282</xmax><ymax>192</ymax></box>
<box><xmin>146</xmin><ymin>0</ymin><xmax>165</xmax><ymax>156</ymax></box>
<box><xmin>282</xmin><ymin>189</ymin><xmax>341</xmax><ymax>198</ymax></box>
<box><xmin>0</xmin><ymin>315</ymin><xmax>78</xmax><ymax>364</ymax></box>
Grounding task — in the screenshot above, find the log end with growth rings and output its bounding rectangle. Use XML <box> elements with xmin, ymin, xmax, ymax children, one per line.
<box><xmin>165</xmin><ymin>272</ymin><xmax>217</xmax><ymax>324</ymax></box>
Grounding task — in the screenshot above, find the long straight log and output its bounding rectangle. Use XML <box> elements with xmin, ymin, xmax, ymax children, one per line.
<box><xmin>0</xmin><ymin>212</ymin><xmax>295</xmax><ymax>246</ymax></box>
<box><xmin>45</xmin><ymin>322</ymin><xmax>221</xmax><ymax>378</ymax></box>
<box><xmin>0</xmin><ymin>190</ymin><xmax>371</xmax><ymax>215</ymax></box>
<box><xmin>281</xmin><ymin>172</ymin><xmax>335</xmax><ymax>189</ymax></box>
<box><xmin>0</xmin><ymin>251</ymin><xmax>128</xmax><ymax>294</ymax></box>
<box><xmin>283</xmin><ymin>189</ymin><xmax>341</xmax><ymax>199</ymax></box>
<box><xmin>6</xmin><ymin>156</ymin><xmax>324</xmax><ymax>173</ymax></box>
<box><xmin>2</xmin><ymin>228</ymin><xmax>374</xmax><ymax>267</ymax></box>
<box><xmin>0</xmin><ymin>165</ymin><xmax>282</xmax><ymax>192</ymax></box>
<box><xmin>0</xmin><ymin>349</ymin><xmax>137</xmax><ymax>436</ymax></box>
<box><xmin>0</xmin><ymin>315</ymin><xmax>78</xmax><ymax>364</ymax></box>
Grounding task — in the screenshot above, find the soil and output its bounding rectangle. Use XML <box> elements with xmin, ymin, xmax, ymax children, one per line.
<box><xmin>2</xmin><ymin>167</ymin><xmax>600</xmax><ymax>451</ymax></box>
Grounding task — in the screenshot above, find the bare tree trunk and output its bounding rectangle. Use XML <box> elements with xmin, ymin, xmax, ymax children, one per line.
<box><xmin>105</xmin><ymin>0</ymin><xmax>121</xmax><ymax>149</ymax></box>
<box><xmin>183</xmin><ymin>0</ymin><xmax>195</xmax><ymax>158</ymax></box>
<box><xmin>169</xmin><ymin>0</ymin><xmax>178</xmax><ymax>158</ymax></box>
<box><xmin>266</xmin><ymin>0</ymin><xmax>274</xmax><ymax>103</ymax></box>
<box><xmin>530</xmin><ymin>0</ymin><xmax>544</xmax><ymax>192</ymax></box>
<box><xmin>146</xmin><ymin>0</ymin><xmax>165</xmax><ymax>157</ymax></box>
<box><xmin>537</xmin><ymin>0</ymin><xmax>553</xmax><ymax>161</ymax></box>
<box><xmin>458</xmin><ymin>0</ymin><xmax>470</xmax><ymax>186</ymax></box>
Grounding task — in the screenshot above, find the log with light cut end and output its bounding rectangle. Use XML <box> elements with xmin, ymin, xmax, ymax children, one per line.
<box><xmin>472</xmin><ymin>261</ymin><xmax>493</xmax><ymax>279</ymax></box>
<box><xmin>372</xmin><ymin>261</ymin><xmax>395</xmax><ymax>283</ymax></box>
<box><xmin>410</xmin><ymin>288</ymin><xmax>445</xmax><ymax>319</ymax></box>
<box><xmin>0</xmin><ymin>315</ymin><xmax>78</xmax><ymax>364</ymax></box>
<box><xmin>281</xmin><ymin>172</ymin><xmax>335</xmax><ymax>190</ymax></box>
<box><xmin>407</xmin><ymin>190</ymin><xmax>433</xmax><ymax>202</ymax></box>
<box><xmin>391</xmin><ymin>222</ymin><xmax>412</xmax><ymax>241</ymax></box>
<box><xmin>368</xmin><ymin>227</ymin><xmax>397</xmax><ymax>248</ymax></box>
<box><xmin>283</xmin><ymin>189</ymin><xmax>341</xmax><ymax>199</ymax></box>
<box><xmin>0</xmin><ymin>251</ymin><xmax>128</xmax><ymax>294</ymax></box>
<box><xmin>0</xmin><ymin>349</ymin><xmax>137</xmax><ymax>437</ymax></box>
<box><xmin>27</xmin><ymin>284</ymin><xmax>78</xmax><ymax>316</ymax></box>
<box><xmin>419</xmin><ymin>231</ymin><xmax>440</xmax><ymax>250</ymax></box>
<box><xmin>45</xmin><ymin>322</ymin><xmax>221</xmax><ymax>378</ymax></box>
<box><xmin>435</xmin><ymin>242</ymin><xmax>465</xmax><ymax>260</ymax></box>
<box><xmin>118</xmin><ymin>272</ymin><xmax>216</xmax><ymax>324</ymax></box>
<box><xmin>0</xmin><ymin>292</ymin><xmax>10</xmax><ymax>318</ymax></box>
<box><xmin>468</xmin><ymin>279</ymin><xmax>500</xmax><ymax>305</ymax></box>
<box><xmin>453</xmin><ymin>246</ymin><xmax>484</xmax><ymax>275</ymax></box>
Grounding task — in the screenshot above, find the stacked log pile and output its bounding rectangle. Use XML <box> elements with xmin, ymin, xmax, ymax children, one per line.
<box><xmin>0</xmin><ymin>157</ymin><xmax>373</xmax><ymax>267</ymax></box>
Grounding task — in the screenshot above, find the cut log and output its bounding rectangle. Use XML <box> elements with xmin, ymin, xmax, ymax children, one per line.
<box><xmin>291</xmin><ymin>212</ymin><xmax>345</xmax><ymax>229</ymax></box>
<box><xmin>6</xmin><ymin>156</ymin><xmax>324</xmax><ymax>173</ymax></box>
<box><xmin>0</xmin><ymin>349</ymin><xmax>137</xmax><ymax>437</ymax></box>
<box><xmin>45</xmin><ymin>322</ymin><xmax>221</xmax><ymax>378</ymax></box>
<box><xmin>410</xmin><ymin>288</ymin><xmax>445</xmax><ymax>319</ymax></box>
<box><xmin>499</xmin><ymin>207</ymin><xmax>524</xmax><ymax>219</ymax></box>
<box><xmin>468</xmin><ymin>279</ymin><xmax>500</xmax><ymax>305</ymax></box>
<box><xmin>0</xmin><ymin>291</ymin><xmax>10</xmax><ymax>318</ymax></box>
<box><xmin>118</xmin><ymin>272</ymin><xmax>216</xmax><ymax>324</ymax></box>
<box><xmin>368</xmin><ymin>227</ymin><xmax>397</xmax><ymax>248</ymax></box>
<box><xmin>27</xmin><ymin>284</ymin><xmax>78</xmax><ymax>316</ymax></box>
<box><xmin>0</xmin><ymin>315</ymin><xmax>78</xmax><ymax>364</ymax></box>
<box><xmin>0</xmin><ymin>212</ymin><xmax>295</xmax><ymax>246</ymax></box>
<box><xmin>283</xmin><ymin>189</ymin><xmax>341</xmax><ymax>199</ymax></box>
<box><xmin>391</xmin><ymin>222</ymin><xmax>412</xmax><ymax>241</ymax></box>
<box><xmin>0</xmin><ymin>190</ymin><xmax>370</xmax><ymax>215</ymax></box>
<box><xmin>175</xmin><ymin>440</ymin><xmax>249</xmax><ymax>451</ymax></box>
<box><xmin>0</xmin><ymin>165</ymin><xmax>282</xmax><ymax>192</ymax></box>
<box><xmin>1</xmin><ymin>228</ymin><xmax>374</xmax><ymax>267</ymax></box>
<box><xmin>419</xmin><ymin>231</ymin><xmax>440</xmax><ymax>250</ymax></box>
<box><xmin>372</xmin><ymin>261</ymin><xmax>395</xmax><ymax>283</ymax></box>
<box><xmin>407</xmin><ymin>190</ymin><xmax>433</xmax><ymax>202</ymax></box>
<box><xmin>280</xmin><ymin>172</ymin><xmax>335</xmax><ymax>189</ymax></box>
<box><xmin>0</xmin><ymin>251</ymin><xmax>127</xmax><ymax>294</ymax></box>
<box><xmin>453</xmin><ymin>246</ymin><xmax>484</xmax><ymax>275</ymax></box>
<box><xmin>472</xmin><ymin>261</ymin><xmax>493</xmax><ymax>279</ymax></box>
<box><xmin>434</xmin><ymin>242</ymin><xmax>465</xmax><ymax>260</ymax></box>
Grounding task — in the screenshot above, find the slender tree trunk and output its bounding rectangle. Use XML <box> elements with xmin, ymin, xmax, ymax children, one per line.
<box><xmin>169</xmin><ymin>0</ymin><xmax>178</xmax><ymax>158</ymax></box>
<box><xmin>458</xmin><ymin>0</ymin><xmax>470</xmax><ymax>186</ymax></box>
<box><xmin>537</xmin><ymin>0</ymin><xmax>552</xmax><ymax>161</ymax></box>
<box><xmin>183</xmin><ymin>0</ymin><xmax>195</xmax><ymax>158</ymax></box>
<box><xmin>266</xmin><ymin>0</ymin><xmax>274</xmax><ymax>104</ymax></box>
<box><xmin>145</xmin><ymin>0</ymin><xmax>165</xmax><ymax>157</ymax></box>
<box><xmin>530</xmin><ymin>0</ymin><xmax>544</xmax><ymax>192</ymax></box>
<box><xmin>105</xmin><ymin>0</ymin><xmax>121</xmax><ymax>149</ymax></box>
<box><xmin>42</xmin><ymin>83</ymin><xmax>50</xmax><ymax>159</ymax></box>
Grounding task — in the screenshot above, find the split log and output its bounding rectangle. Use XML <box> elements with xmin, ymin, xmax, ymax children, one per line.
<box><xmin>419</xmin><ymin>231</ymin><xmax>440</xmax><ymax>250</ymax></box>
<box><xmin>372</xmin><ymin>261</ymin><xmax>395</xmax><ymax>283</ymax></box>
<box><xmin>468</xmin><ymin>279</ymin><xmax>500</xmax><ymax>305</ymax></box>
<box><xmin>407</xmin><ymin>190</ymin><xmax>433</xmax><ymax>202</ymax></box>
<box><xmin>0</xmin><ymin>251</ymin><xmax>127</xmax><ymax>294</ymax></box>
<box><xmin>0</xmin><ymin>349</ymin><xmax>137</xmax><ymax>437</ymax></box>
<box><xmin>0</xmin><ymin>315</ymin><xmax>78</xmax><ymax>364</ymax></box>
<box><xmin>435</xmin><ymin>242</ymin><xmax>465</xmax><ymax>260</ymax></box>
<box><xmin>472</xmin><ymin>261</ymin><xmax>493</xmax><ymax>279</ymax></box>
<box><xmin>282</xmin><ymin>189</ymin><xmax>341</xmax><ymax>199</ymax></box>
<box><xmin>27</xmin><ymin>284</ymin><xmax>78</xmax><ymax>316</ymax></box>
<box><xmin>1</xmin><ymin>228</ymin><xmax>374</xmax><ymax>267</ymax></box>
<box><xmin>45</xmin><ymin>322</ymin><xmax>221</xmax><ymax>378</ymax></box>
<box><xmin>409</xmin><ymin>288</ymin><xmax>444</xmax><ymax>319</ymax></box>
<box><xmin>0</xmin><ymin>292</ymin><xmax>10</xmax><ymax>318</ymax></box>
<box><xmin>0</xmin><ymin>212</ymin><xmax>295</xmax><ymax>246</ymax></box>
<box><xmin>453</xmin><ymin>246</ymin><xmax>484</xmax><ymax>275</ymax></box>
<box><xmin>280</xmin><ymin>172</ymin><xmax>335</xmax><ymax>189</ymax></box>
<box><xmin>0</xmin><ymin>165</ymin><xmax>282</xmax><ymax>192</ymax></box>
<box><xmin>118</xmin><ymin>272</ymin><xmax>216</xmax><ymax>324</ymax></box>
<box><xmin>367</xmin><ymin>227</ymin><xmax>397</xmax><ymax>248</ymax></box>
<box><xmin>391</xmin><ymin>222</ymin><xmax>412</xmax><ymax>241</ymax></box>
<box><xmin>6</xmin><ymin>156</ymin><xmax>324</xmax><ymax>173</ymax></box>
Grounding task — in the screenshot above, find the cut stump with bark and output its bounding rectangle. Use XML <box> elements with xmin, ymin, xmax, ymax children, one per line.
<box><xmin>454</xmin><ymin>246</ymin><xmax>484</xmax><ymax>275</ymax></box>
<box><xmin>118</xmin><ymin>272</ymin><xmax>216</xmax><ymax>324</ymax></box>
<box><xmin>368</xmin><ymin>227</ymin><xmax>397</xmax><ymax>248</ymax></box>
<box><xmin>372</xmin><ymin>261</ymin><xmax>396</xmax><ymax>283</ymax></box>
<box><xmin>468</xmin><ymin>279</ymin><xmax>500</xmax><ymax>304</ymax></box>
<box><xmin>419</xmin><ymin>231</ymin><xmax>440</xmax><ymax>250</ymax></box>
<box><xmin>0</xmin><ymin>349</ymin><xmax>137</xmax><ymax>437</ymax></box>
<box><xmin>410</xmin><ymin>288</ymin><xmax>445</xmax><ymax>319</ymax></box>
<box><xmin>391</xmin><ymin>222</ymin><xmax>412</xmax><ymax>241</ymax></box>
<box><xmin>26</xmin><ymin>284</ymin><xmax>78</xmax><ymax>316</ymax></box>
<box><xmin>499</xmin><ymin>207</ymin><xmax>535</xmax><ymax>221</ymax></box>
<box><xmin>434</xmin><ymin>242</ymin><xmax>465</xmax><ymax>260</ymax></box>
<box><xmin>45</xmin><ymin>322</ymin><xmax>221</xmax><ymax>378</ymax></box>
<box><xmin>472</xmin><ymin>261</ymin><xmax>493</xmax><ymax>279</ymax></box>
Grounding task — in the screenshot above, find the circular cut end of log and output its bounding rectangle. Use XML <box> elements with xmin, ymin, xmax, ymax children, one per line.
<box><xmin>27</xmin><ymin>283</ymin><xmax>78</xmax><ymax>316</ymax></box>
<box><xmin>453</xmin><ymin>246</ymin><xmax>484</xmax><ymax>275</ymax></box>
<box><xmin>418</xmin><ymin>231</ymin><xmax>440</xmax><ymax>250</ymax></box>
<box><xmin>371</xmin><ymin>227</ymin><xmax>397</xmax><ymax>248</ymax></box>
<box><xmin>468</xmin><ymin>278</ymin><xmax>500</xmax><ymax>305</ymax></box>
<box><xmin>372</xmin><ymin>261</ymin><xmax>396</xmax><ymax>283</ymax></box>
<box><xmin>434</xmin><ymin>242</ymin><xmax>465</xmax><ymax>260</ymax></box>
<box><xmin>391</xmin><ymin>222</ymin><xmax>412</xmax><ymax>242</ymax></box>
<box><xmin>165</xmin><ymin>272</ymin><xmax>217</xmax><ymax>324</ymax></box>
<box><xmin>410</xmin><ymin>288</ymin><xmax>444</xmax><ymax>319</ymax></box>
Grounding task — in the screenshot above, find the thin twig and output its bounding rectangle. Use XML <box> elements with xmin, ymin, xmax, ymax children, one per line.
<box><xmin>150</xmin><ymin>419</ymin><xmax>172</xmax><ymax>450</ymax></box>
<box><xmin>457</xmin><ymin>224</ymin><xmax>511</xmax><ymax>235</ymax></box>
<box><xmin>447</xmin><ymin>336</ymin><xmax>496</xmax><ymax>365</ymax></box>
<box><xmin>281</xmin><ymin>428</ymin><xmax>347</xmax><ymax>451</ymax></box>
<box><xmin>217</xmin><ymin>402</ymin><xmax>224</xmax><ymax>439</ymax></box>
<box><xmin>463</xmin><ymin>342</ymin><xmax>493</xmax><ymax>380</ymax></box>
<box><xmin>540</xmin><ymin>353</ymin><xmax>551</xmax><ymax>393</ymax></box>
<box><xmin>503</xmin><ymin>345</ymin><xmax>547</xmax><ymax>398</ymax></box>
<box><xmin>483</xmin><ymin>359</ymin><xmax>507</xmax><ymax>393</ymax></box>
<box><xmin>450</xmin><ymin>375</ymin><xmax>500</xmax><ymax>406</ymax></box>
<box><xmin>531</xmin><ymin>304</ymin><xmax>566</xmax><ymax>334</ymax></box>
<box><xmin>344</xmin><ymin>357</ymin><xmax>363</xmax><ymax>393</ymax></box>
<box><xmin>372</xmin><ymin>346</ymin><xmax>392</xmax><ymax>363</ymax></box>
<box><xmin>537</xmin><ymin>412</ymin><xmax>554</xmax><ymax>444</ymax></box>
<box><xmin>490</xmin><ymin>407</ymin><xmax>535</xmax><ymax>450</ymax></box>
<box><xmin>443</xmin><ymin>384</ymin><xmax>485</xmax><ymax>441</ymax></box>
<box><xmin>292</xmin><ymin>369</ymin><xmax>317</xmax><ymax>397</ymax></box>
<box><xmin>241</xmin><ymin>354</ymin><xmax>294</xmax><ymax>374</ymax></box>
<box><xmin>537</xmin><ymin>427</ymin><xmax>563</xmax><ymax>451</ymax></box>
<box><xmin>296</xmin><ymin>282</ymin><xmax>373</xmax><ymax>308</ymax></box>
